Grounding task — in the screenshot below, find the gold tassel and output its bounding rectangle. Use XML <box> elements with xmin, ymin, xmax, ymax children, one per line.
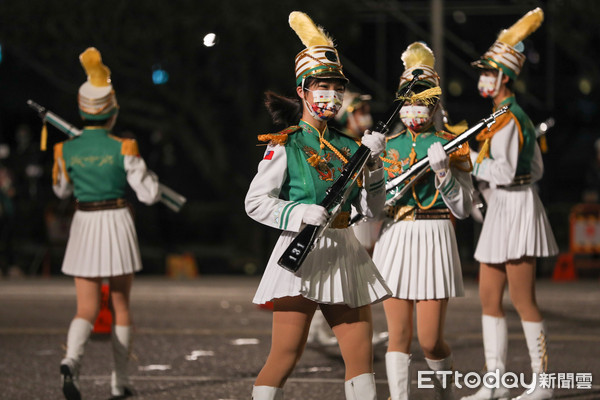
<box><xmin>397</xmin><ymin>86</ymin><xmax>442</xmax><ymax>105</ymax></box>
<box><xmin>476</xmin><ymin>138</ymin><xmax>490</xmax><ymax>164</ymax></box>
<box><xmin>408</xmin><ymin>147</ymin><xmax>417</xmax><ymax>166</ymax></box>
<box><xmin>539</xmin><ymin>134</ymin><xmax>548</xmax><ymax>153</ymax></box>
<box><xmin>40</xmin><ymin>121</ymin><xmax>48</xmax><ymax>151</ymax></box>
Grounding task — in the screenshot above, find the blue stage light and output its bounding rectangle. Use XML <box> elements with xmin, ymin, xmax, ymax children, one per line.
<box><xmin>152</xmin><ymin>67</ymin><xmax>169</xmax><ymax>85</ymax></box>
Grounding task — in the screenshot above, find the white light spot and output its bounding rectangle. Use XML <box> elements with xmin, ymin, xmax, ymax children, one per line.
<box><xmin>203</xmin><ymin>33</ymin><xmax>217</xmax><ymax>47</ymax></box>
<box><xmin>138</xmin><ymin>364</ymin><xmax>172</xmax><ymax>371</ymax></box>
<box><xmin>231</xmin><ymin>338</ymin><xmax>260</xmax><ymax>345</ymax></box>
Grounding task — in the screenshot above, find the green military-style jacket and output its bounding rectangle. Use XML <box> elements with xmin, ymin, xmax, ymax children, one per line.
<box><xmin>53</xmin><ymin>127</ymin><xmax>139</xmax><ymax>202</ymax></box>
<box><xmin>384</xmin><ymin>126</ymin><xmax>460</xmax><ymax>209</ymax></box>
<box><xmin>278</xmin><ymin>120</ymin><xmax>362</xmax><ymax>213</ymax></box>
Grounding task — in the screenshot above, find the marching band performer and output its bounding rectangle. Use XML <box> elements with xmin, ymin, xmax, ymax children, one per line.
<box><xmin>245</xmin><ymin>11</ymin><xmax>391</xmax><ymax>400</ymax></box>
<box><xmin>371</xmin><ymin>42</ymin><xmax>474</xmax><ymax>400</ymax></box>
<box><xmin>54</xmin><ymin>48</ymin><xmax>163</xmax><ymax>400</ymax></box>
<box><xmin>460</xmin><ymin>8</ymin><xmax>558</xmax><ymax>400</ymax></box>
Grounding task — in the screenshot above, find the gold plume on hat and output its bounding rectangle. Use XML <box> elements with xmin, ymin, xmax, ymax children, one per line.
<box><xmin>79</xmin><ymin>47</ymin><xmax>111</xmax><ymax>87</ymax></box>
<box><xmin>401</xmin><ymin>42</ymin><xmax>435</xmax><ymax>70</ymax></box>
<box><xmin>497</xmin><ymin>7</ymin><xmax>544</xmax><ymax>47</ymax></box>
<box><xmin>289</xmin><ymin>11</ymin><xmax>333</xmax><ymax>48</ymax></box>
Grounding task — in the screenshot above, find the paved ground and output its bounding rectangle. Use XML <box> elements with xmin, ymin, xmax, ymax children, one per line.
<box><xmin>0</xmin><ymin>276</ymin><xmax>599</xmax><ymax>400</ymax></box>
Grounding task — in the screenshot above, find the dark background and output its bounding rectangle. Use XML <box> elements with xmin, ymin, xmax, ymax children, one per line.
<box><xmin>0</xmin><ymin>0</ymin><xmax>598</xmax><ymax>277</ymax></box>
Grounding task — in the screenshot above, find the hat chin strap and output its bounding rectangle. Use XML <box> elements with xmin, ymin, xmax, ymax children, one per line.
<box><xmin>492</xmin><ymin>69</ymin><xmax>503</xmax><ymax>98</ymax></box>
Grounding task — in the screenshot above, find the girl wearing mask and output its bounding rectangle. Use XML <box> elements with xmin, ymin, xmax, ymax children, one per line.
<box><xmin>461</xmin><ymin>9</ymin><xmax>558</xmax><ymax>400</ymax></box>
<box><xmin>372</xmin><ymin>42</ymin><xmax>474</xmax><ymax>400</ymax></box>
<box><xmin>245</xmin><ymin>12</ymin><xmax>390</xmax><ymax>400</ymax></box>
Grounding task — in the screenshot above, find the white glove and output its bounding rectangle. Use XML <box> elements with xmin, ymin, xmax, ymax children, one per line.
<box><xmin>301</xmin><ymin>204</ymin><xmax>329</xmax><ymax>226</ymax></box>
<box><xmin>361</xmin><ymin>130</ymin><xmax>386</xmax><ymax>160</ymax></box>
<box><xmin>428</xmin><ymin>142</ymin><xmax>449</xmax><ymax>178</ymax></box>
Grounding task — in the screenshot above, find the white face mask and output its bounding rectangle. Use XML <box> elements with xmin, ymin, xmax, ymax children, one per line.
<box><xmin>478</xmin><ymin>72</ymin><xmax>502</xmax><ymax>98</ymax></box>
<box><xmin>400</xmin><ymin>105</ymin><xmax>430</xmax><ymax>131</ymax></box>
<box><xmin>304</xmin><ymin>89</ymin><xmax>344</xmax><ymax>121</ymax></box>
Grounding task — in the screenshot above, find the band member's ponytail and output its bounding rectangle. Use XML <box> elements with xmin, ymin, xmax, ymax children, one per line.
<box><xmin>264</xmin><ymin>91</ymin><xmax>302</xmax><ymax>127</ymax></box>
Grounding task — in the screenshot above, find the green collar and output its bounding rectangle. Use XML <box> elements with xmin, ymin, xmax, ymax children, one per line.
<box><xmin>299</xmin><ymin>119</ymin><xmax>329</xmax><ymax>138</ymax></box>
<box><xmin>82</xmin><ymin>127</ymin><xmax>109</xmax><ymax>134</ymax></box>
<box><xmin>497</xmin><ymin>95</ymin><xmax>515</xmax><ymax>111</ymax></box>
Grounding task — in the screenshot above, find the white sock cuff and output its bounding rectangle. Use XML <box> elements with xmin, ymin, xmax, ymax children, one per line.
<box><xmin>71</xmin><ymin>317</ymin><xmax>94</xmax><ymax>332</ymax></box>
<box><xmin>386</xmin><ymin>351</ymin><xmax>411</xmax><ymax>363</ymax></box>
<box><xmin>425</xmin><ymin>354</ymin><xmax>453</xmax><ymax>371</ymax></box>
<box><xmin>113</xmin><ymin>325</ymin><xmax>131</xmax><ymax>343</ymax></box>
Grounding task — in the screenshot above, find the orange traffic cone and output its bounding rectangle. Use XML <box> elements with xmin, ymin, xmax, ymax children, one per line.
<box><xmin>552</xmin><ymin>253</ymin><xmax>577</xmax><ymax>281</ymax></box>
<box><xmin>93</xmin><ymin>283</ymin><xmax>113</xmax><ymax>334</ymax></box>
<box><xmin>258</xmin><ymin>301</ymin><xmax>274</xmax><ymax>311</ymax></box>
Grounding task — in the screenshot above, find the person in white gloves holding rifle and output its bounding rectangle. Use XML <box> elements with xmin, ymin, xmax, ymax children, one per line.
<box><xmin>244</xmin><ymin>11</ymin><xmax>391</xmax><ymax>400</ymax></box>
<box><xmin>371</xmin><ymin>42</ymin><xmax>474</xmax><ymax>400</ymax></box>
<box><xmin>461</xmin><ymin>8</ymin><xmax>558</xmax><ymax>400</ymax></box>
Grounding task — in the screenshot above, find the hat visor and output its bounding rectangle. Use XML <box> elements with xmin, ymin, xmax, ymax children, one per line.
<box><xmin>471</xmin><ymin>59</ymin><xmax>496</xmax><ymax>70</ymax></box>
<box><xmin>297</xmin><ymin>69</ymin><xmax>349</xmax><ymax>86</ymax></box>
<box><xmin>471</xmin><ymin>58</ymin><xmax>518</xmax><ymax>80</ymax></box>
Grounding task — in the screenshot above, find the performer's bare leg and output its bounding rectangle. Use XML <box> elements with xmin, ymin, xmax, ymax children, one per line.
<box><xmin>321</xmin><ymin>303</ymin><xmax>373</xmax><ymax>380</ymax></box>
<box><xmin>108</xmin><ymin>273</ymin><xmax>134</xmax><ymax>397</ymax></box>
<box><xmin>383</xmin><ymin>298</ymin><xmax>414</xmax><ymax>353</ymax></box>
<box><xmin>478</xmin><ymin>262</ymin><xmax>507</xmax><ymax>317</ymax></box>
<box><xmin>74</xmin><ymin>277</ymin><xmax>102</xmax><ymax>323</ymax></box>
<box><xmin>416</xmin><ymin>299</ymin><xmax>450</xmax><ymax>360</ymax></box>
<box><xmin>254</xmin><ymin>296</ymin><xmax>316</xmax><ymax>387</ymax></box>
<box><xmin>506</xmin><ymin>257</ymin><xmax>542</xmax><ymax>322</ymax></box>
<box><xmin>109</xmin><ymin>274</ymin><xmax>134</xmax><ymax>326</ymax></box>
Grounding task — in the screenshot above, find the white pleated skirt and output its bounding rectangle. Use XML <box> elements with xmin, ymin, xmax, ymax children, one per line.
<box><xmin>352</xmin><ymin>218</ymin><xmax>383</xmax><ymax>250</ymax></box>
<box><xmin>61</xmin><ymin>208</ymin><xmax>142</xmax><ymax>277</ymax></box>
<box><xmin>475</xmin><ymin>185</ymin><xmax>558</xmax><ymax>264</ymax></box>
<box><xmin>253</xmin><ymin>228</ymin><xmax>392</xmax><ymax>308</ymax></box>
<box><xmin>372</xmin><ymin>218</ymin><xmax>464</xmax><ymax>300</ymax></box>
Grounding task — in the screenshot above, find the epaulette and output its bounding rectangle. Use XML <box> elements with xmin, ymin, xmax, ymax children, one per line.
<box><xmin>449</xmin><ymin>141</ymin><xmax>472</xmax><ymax>172</ymax></box>
<box><xmin>444</xmin><ymin>120</ymin><xmax>468</xmax><ymax>135</ymax></box>
<box><xmin>109</xmin><ymin>134</ymin><xmax>140</xmax><ymax>157</ymax></box>
<box><xmin>475</xmin><ymin>111</ymin><xmax>514</xmax><ymax>141</ymax></box>
<box><xmin>257</xmin><ymin>125</ymin><xmax>301</xmax><ymax>146</ymax></box>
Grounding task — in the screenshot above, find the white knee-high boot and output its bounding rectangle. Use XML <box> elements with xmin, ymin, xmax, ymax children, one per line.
<box><xmin>460</xmin><ymin>315</ymin><xmax>510</xmax><ymax>400</ymax></box>
<box><xmin>425</xmin><ymin>355</ymin><xmax>454</xmax><ymax>400</ymax></box>
<box><xmin>111</xmin><ymin>325</ymin><xmax>132</xmax><ymax>397</ymax></box>
<box><xmin>385</xmin><ymin>352</ymin><xmax>410</xmax><ymax>400</ymax></box>
<box><xmin>344</xmin><ymin>373</ymin><xmax>377</xmax><ymax>400</ymax></box>
<box><xmin>61</xmin><ymin>318</ymin><xmax>93</xmax><ymax>400</ymax></box>
<box><xmin>511</xmin><ymin>321</ymin><xmax>552</xmax><ymax>400</ymax></box>
<box><xmin>251</xmin><ymin>385</ymin><xmax>283</xmax><ymax>400</ymax></box>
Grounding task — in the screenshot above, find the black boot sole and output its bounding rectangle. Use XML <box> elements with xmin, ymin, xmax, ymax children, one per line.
<box><xmin>60</xmin><ymin>364</ymin><xmax>81</xmax><ymax>400</ymax></box>
<box><xmin>110</xmin><ymin>387</ymin><xmax>134</xmax><ymax>399</ymax></box>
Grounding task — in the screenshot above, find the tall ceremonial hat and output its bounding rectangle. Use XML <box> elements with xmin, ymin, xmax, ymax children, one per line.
<box><xmin>78</xmin><ymin>47</ymin><xmax>118</xmax><ymax>120</ymax></box>
<box><xmin>471</xmin><ymin>8</ymin><xmax>544</xmax><ymax>80</ymax></box>
<box><xmin>397</xmin><ymin>42</ymin><xmax>441</xmax><ymax>104</ymax></box>
<box><xmin>289</xmin><ymin>11</ymin><xmax>348</xmax><ymax>86</ymax></box>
